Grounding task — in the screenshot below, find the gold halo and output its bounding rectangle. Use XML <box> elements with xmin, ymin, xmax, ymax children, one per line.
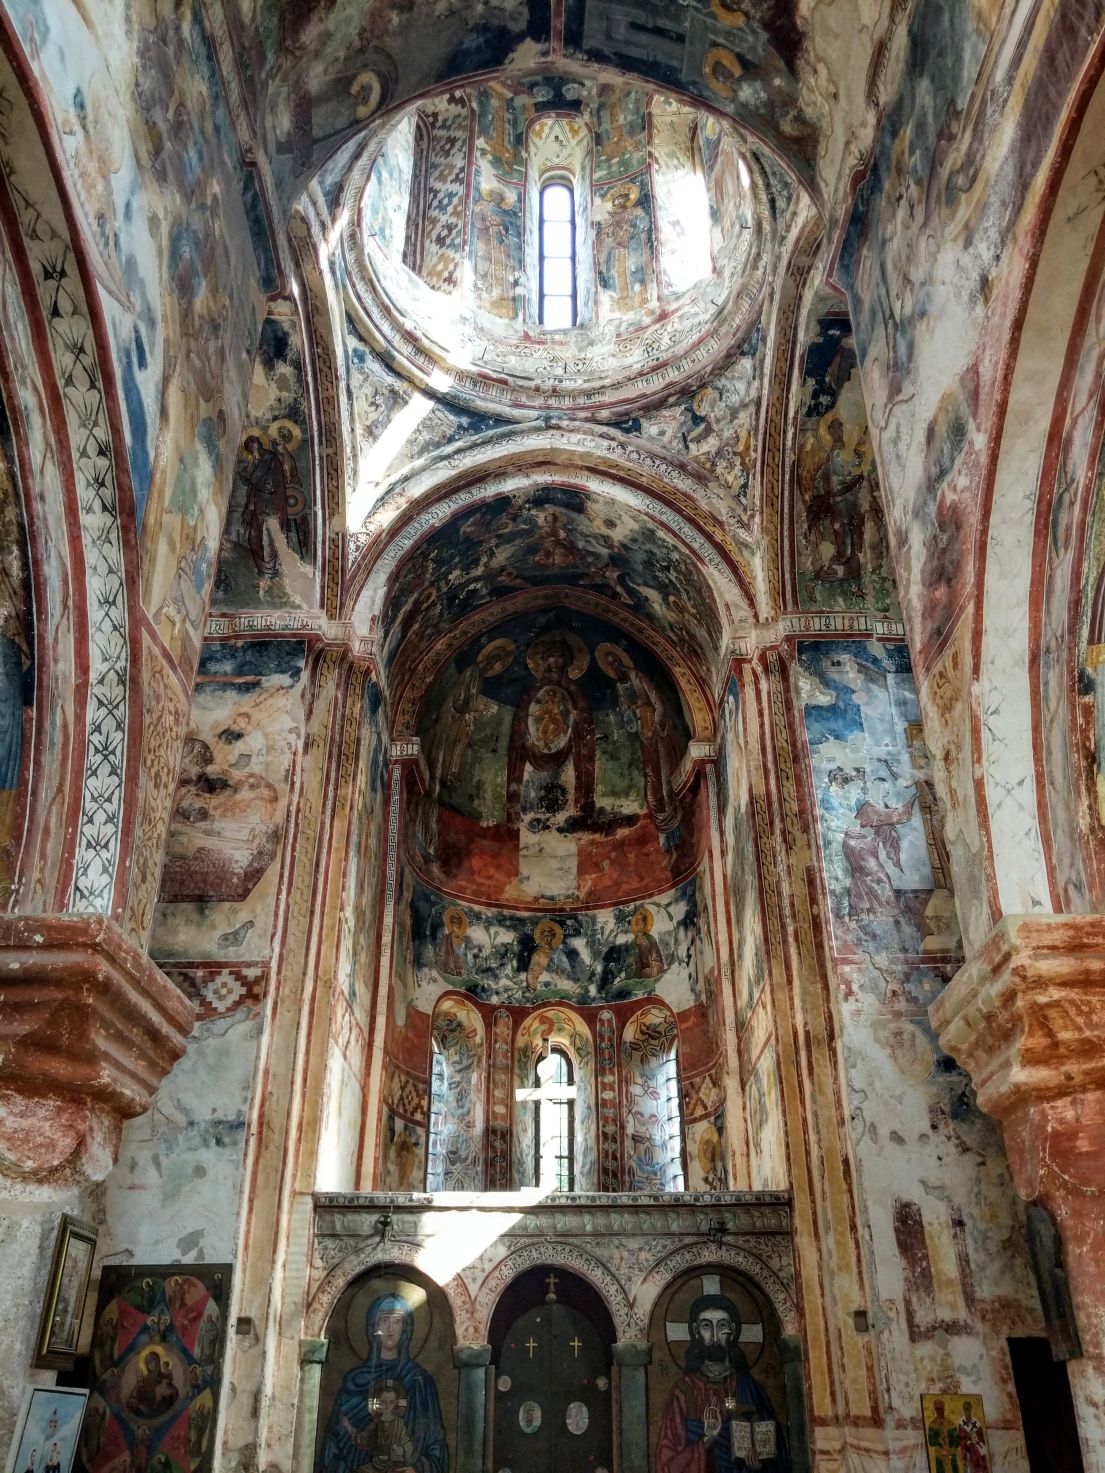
<box><xmin>476</xmin><ymin>638</ymin><xmax>515</xmax><ymax>677</ymax></box>
<box><xmin>268</xmin><ymin>418</ymin><xmax>302</xmax><ymax>451</ymax></box>
<box><xmin>239</xmin><ymin>426</ymin><xmax>270</xmax><ymax>453</ymax></box>
<box><xmin>631</xmin><ymin>906</ymin><xmax>654</xmax><ymax>933</ymax></box>
<box><xmin>442</xmin><ymin>907</ymin><xmax>468</xmax><ymax>937</ymax></box>
<box><xmin>595</xmin><ymin>641</ymin><xmax>633</xmax><ymax>679</ymax></box>
<box><xmin>527</xmin><ymin>630</ymin><xmax>589</xmax><ymax>680</ymax></box>
<box><xmin>692</xmin><ymin>387</ymin><xmax>714</xmax><ymax>416</ymax></box>
<box><xmin>817</xmin><ymin>411</ymin><xmax>844</xmax><ymax>450</ymax></box>
<box><xmin>697</xmin><ymin>1124</ymin><xmax>721</xmax><ymax>1172</ymax></box>
<box><xmin>609</xmin><ymin>182</ymin><xmax>640</xmax><ymax>209</ymax></box>
<box><xmin>344</xmin><ymin>1278</ymin><xmax>432</xmax><ymax>1362</ymax></box>
<box><xmin>533</xmin><ymin>918</ymin><xmax>564</xmax><ymax>949</ymax></box>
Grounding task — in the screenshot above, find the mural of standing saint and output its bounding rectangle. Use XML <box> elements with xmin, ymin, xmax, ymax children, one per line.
<box><xmin>598</xmin><ymin>643</ymin><xmax>681</xmax><ymax>843</ymax></box>
<box><xmin>656</xmin><ymin>1295</ymin><xmax>787</xmax><ymax>1473</ymax></box>
<box><xmin>320</xmin><ymin>1295</ymin><xmax>448</xmax><ymax>1473</ymax></box>
<box><xmin>598</xmin><ymin>181</ymin><xmax>652</xmax><ymax>313</ymax></box>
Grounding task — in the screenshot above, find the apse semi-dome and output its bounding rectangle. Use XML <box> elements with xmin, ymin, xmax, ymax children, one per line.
<box><xmin>341</xmin><ymin>72</ymin><xmax>772</xmax><ymax>418</ymax></box>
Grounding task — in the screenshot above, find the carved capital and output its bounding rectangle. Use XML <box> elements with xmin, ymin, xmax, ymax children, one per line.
<box><xmin>0</xmin><ymin>914</ymin><xmax>194</xmax><ymax>1196</ymax></box>
<box><xmin>931</xmin><ymin>913</ymin><xmax>1105</xmax><ymax>1118</ymax></box>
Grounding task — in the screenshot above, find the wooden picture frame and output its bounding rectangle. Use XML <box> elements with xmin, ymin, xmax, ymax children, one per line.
<box><xmin>33</xmin><ymin>1215</ymin><xmax>98</xmax><ymax>1370</ymax></box>
<box><xmin>3</xmin><ymin>1385</ymin><xmax>89</xmax><ymax>1473</ymax></box>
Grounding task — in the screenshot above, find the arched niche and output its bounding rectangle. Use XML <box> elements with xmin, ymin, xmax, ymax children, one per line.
<box><xmin>645</xmin><ymin>1264</ymin><xmax>793</xmax><ymax>1473</ymax></box>
<box><xmin>621</xmin><ymin>1001</ymin><xmax>684</xmax><ymax>1192</ymax></box>
<box><xmin>514</xmin><ymin>1007</ymin><xmax>597</xmax><ymax>1192</ymax></box>
<box><xmin>426</xmin><ymin>993</ymin><xmax>487</xmax><ymax>1192</ymax></box>
<box><xmin>314</xmin><ymin>1264</ymin><xmax>459</xmax><ymax>1473</ymax></box>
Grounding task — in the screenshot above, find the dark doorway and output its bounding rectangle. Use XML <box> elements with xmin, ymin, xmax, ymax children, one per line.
<box><xmin>1008</xmin><ymin>1337</ymin><xmax>1085</xmax><ymax>1472</ymax></box>
<box><xmin>490</xmin><ymin>1267</ymin><xmax>615</xmax><ymax>1473</ymax></box>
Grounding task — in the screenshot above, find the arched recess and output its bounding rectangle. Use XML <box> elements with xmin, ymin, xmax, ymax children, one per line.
<box><xmin>976</xmin><ymin>46</ymin><xmax>1105</xmax><ymax>916</ymax></box>
<box><xmin>631</xmin><ymin>1241</ymin><xmax>800</xmax><ymax>1339</ymax></box>
<box><xmin>426</xmin><ymin>993</ymin><xmax>486</xmax><ymax>1191</ymax></box>
<box><xmin>474</xmin><ymin>1240</ymin><xmax>637</xmax><ymax>1341</ymax></box>
<box><xmin>305</xmin><ymin>1243</ymin><xmax>479</xmax><ymax>1344</ymax></box>
<box><xmin>514</xmin><ymin>1007</ymin><xmax>597</xmax><ymax>1193</ymax></box>
<box><xmin>0</xmin><ymin>36</ymin><xmax>141</xmax><ymax>920</ymax></box>
<box><xmin>622</xmin><ymin>1000</ymin><xmax>685</xmax><ymax>1191</ymax></box>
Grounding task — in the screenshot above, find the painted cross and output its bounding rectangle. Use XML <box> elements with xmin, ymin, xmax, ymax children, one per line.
<box><xmin>569</xmin><ymin>1336</ymin><xmax>583</xmax><ymax>1358</ymax></box>
<box><xmin>526</xmin><ymin>1337</ymin><xmax>538</xmax><ymax>1358</ymax></box>
<box><xmin>546</xmin><ymin>1272</ymin><xmax>559</xmax><ymax>1298</ymax></box>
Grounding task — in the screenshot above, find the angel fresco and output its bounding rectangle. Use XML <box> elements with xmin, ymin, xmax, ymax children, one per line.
<box><xmin>597</xmin><ymin>642</ymin><xmax>681</xmax><ymax>844</ymax></box>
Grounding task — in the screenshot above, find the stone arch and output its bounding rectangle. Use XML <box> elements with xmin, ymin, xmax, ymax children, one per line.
<box><xmin>305</xmin><ymin>1241</ymin><xmax>480</xmax><ymax>1344</ymax></box>
<box><xmin>475</xmin><ymin>1241</ymin><xmax>638</xmax><ymax>1341</ymax></box>
<box><xmin>631</xmin><ymin>1241</ymin><xmax>799</xmax><ymax>1337</ymax></box>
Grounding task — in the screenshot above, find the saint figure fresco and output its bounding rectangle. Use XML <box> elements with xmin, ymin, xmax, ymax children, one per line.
<box><xmin>656</xmin><ymin>1295</ymin><xmax>787</xmax><ymax>1473</ymax></box>
<box><xmin>598</xmin><ymin>642</ymin><xmax>681</xmax><ymax>842</ymax></box>
<box><xmin>321</xmin><ymin>1295</ymin><xmax>447</xmax><ymax>1473</ymax></box>
<box><xmin>598</xmin><ymin>181</ymin><xmax>651</xmax><ymax>313</ymax></box>
<box><xmin>470</xmin><ymin>185</ymin><xmax>516</xmax><ymax>319</ymax></box>
<box><xmin>237</xmin><ymin>431</ymin><xmax>288</xmax><ymax>587</ymax></box>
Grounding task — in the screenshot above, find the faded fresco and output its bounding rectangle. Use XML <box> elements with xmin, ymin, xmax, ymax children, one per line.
<box><xmin>405</xmin><ymin>870</ymin><xmax>714</xmax><ymax>1012</ymax></box>
<box><xmin>0</xmin><ymin>422</ymin><xmax>32</xmax><ymax>908</ymax></box>
<box><xmin>81</xmin><ymin>1265</ymin><xmax>230</xmax><ymax>1473</ymax></box>
<box><xmin>214</xmin><ymin>305</ymin><xmax>315</xmax><ymax>609</ymax></box>
<box><xmin>386</xmin><ymin>488</ymin><xmax>722</xmax><ymax>679</ymax></box>
<box><xmin>622</xmin><ymin>1003</ymin><xmax>683</xmax><ymax>1190</ymax></box>
<box><xmin>317</xmin><ymin>1273</ymin><xmax>454</xmax><ymax>1473</ymax></box>
<box><xmin>796</xmin><ymin>640</ymin><xmax>958</xmax><ymax>959</ymax></box>
<box><xmin>795</xmin><ymin>314</ymin><xmax>897</xmax><ymax>614</ymax></box>
<box><xmin>716</xmin><ymin>675</ymin><xmax>769</xmax><ymax>1030</ymax></box>
<box><xmin>426</xmin><ymin>994</ymin><xmax>485</xmax><ymax>1190</ymax></box>
<box><xmin>1078</xmin><ymin>444</ymin><xmax>1105</xmax><ymax>832</ymax></box>
<box><xmin>152</xmin><ymin>640</ymin><xmax>306</xmax><ymax>962</ymax></box>
<box><xmin>647</xmin><ymin>1268</ymin><xmax>789</xmax><ymax>1473</ymax></box>
<box><xmin>412</xmin><ymin>605</ymin><xmax>699</xmax><ymax>904</ymax></box>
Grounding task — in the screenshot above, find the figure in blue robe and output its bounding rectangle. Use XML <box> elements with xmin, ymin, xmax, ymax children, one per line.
<box><xmin>320</xmin><ymin>1294</ymin><xmax>447</xmax><ymax>1473</ymax></box>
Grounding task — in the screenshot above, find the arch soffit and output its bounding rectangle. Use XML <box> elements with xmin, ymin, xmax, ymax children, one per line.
<box><xmin>475</xmin><ymin>1240</ymin><xmax>637</xmax><ymax>1341</ymax></box>
<box><xmin>345</xmin><ymin>431</ymin><xmax>760</xmax><ymax>624</ymax></box>
<box><xmin>304</xmin><ymin>1239</ymin><xmax>480</xmax><ymax>1344</ymax></box>
<box><xmin>630</xmin><ymin>1241</ymin><xmax>799</xmax><ymax>1338</ymax></box>
<box><xmin>391</xmin><ymin>585</ymin><xmax>718</xmax><ymax>743</ymax></box>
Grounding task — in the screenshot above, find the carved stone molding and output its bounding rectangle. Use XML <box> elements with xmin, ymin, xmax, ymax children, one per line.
<box><xmin>0</xmin><ymin>914</ymin><xmax>194</xmax><ymax>1196</ymax></box>
<box><xmin>931</xmin><ymin>913</ymin><xmax>1105</xmax><ymax>1123</ymax></box>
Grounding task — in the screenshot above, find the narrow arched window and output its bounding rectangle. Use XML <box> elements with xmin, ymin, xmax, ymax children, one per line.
<box><xmin>539</xmin><ymin>182</ymin><xmax>576</xmax><ymax>329</ymax></box>
<box><xmin>533</xmin><ymin>1045</ymin><xmax>576</xmax><ymax>1190</ymax></box>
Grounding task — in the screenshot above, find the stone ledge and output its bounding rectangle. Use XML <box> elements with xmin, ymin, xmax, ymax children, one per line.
<box><xmin>930</xmin><ymin>913</ymin><xmax>1105</xmax><ymax>1118</ymax></box>
<box><xmin>0</xmin><ymin>913</ymin><xmax>195</xmax><ymax>1191</ymax></box>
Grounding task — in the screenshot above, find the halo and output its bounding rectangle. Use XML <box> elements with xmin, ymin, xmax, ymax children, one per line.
<box><xmin>692</xmin><ymin>387</ymin><xmax>714</xmax><ymax>416</ymax></box>
<box><xmin>476</xmin><ymin>638</ymin><xmax>515</xmax><ymax>678</ymax></box>
<box><xmin>527</xmin><ymin>630</ymin><xmax>589</xmax><ymax>680</ymax></box>
<box><xmin>285</xmin><ymin>486</ymin><xmax>308</xmax><ymax>518</ymax></box>
<box><xmin>631</xmin><ymin>906</ymin><xmax>654</xmax><ymax>933</ymax></box>
<box><xmin>595</xmin><ymin>641</ymin><xmax>632</xmax><ymax>679</ymax></box>
<box><xmin>367</xmin><ymin>1380</ymin><xmax>409</xmax><ymax>1415</ymax></box>
<box><xmin>610</xmin><ymin>182</ymin><xmax>640</xmax><ymax>209</ymax></box>
<box><xmin>660</xmin><ymin>1271</ymin><xmax>767</xmax><ymax>1373</ymax></box>
<box><xmin>239</xmin><ymin>426</ymin><xmax>270</xmax><ymax>454</ymax></box>
<box><xmin>817</xmin><ymin>411</ymin><xmax>844</xmax><ymax>450</ymax></box>
<box><xmin>697</xmin><ymin>1123</ymin><xmax>722</xmax><ymax>1173</ymax></box>
<box><xmin>345</xmin><ymin>1279</ymin><xmax>432</xmax><ymax>1363</ymax></box>
<box><xmin>268</xmin><ymin>418</ymin><xmax>302</xmax><ymax>451</ymax></box>
<box><xmin>442</xmin><ymin>906</ymin><xmax>468</xmax><ymax>937</ymax></box>
<box><xmin>533</xmin><ymin>918</ymin><xmax>564</xmax><ymax>949</ymax></box>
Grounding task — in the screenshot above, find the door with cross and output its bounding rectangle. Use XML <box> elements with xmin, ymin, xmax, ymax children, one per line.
<box><xmin>492</xmin><ymin>1272</ymin><xmax>613</xmax><ymax>1473</ymax></box>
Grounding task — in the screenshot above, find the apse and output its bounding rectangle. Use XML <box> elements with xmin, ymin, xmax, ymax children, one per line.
<box><xmin>342</xmin><ymin>72</ymin><xmax>771</xmax><ymax>416</ymax></box>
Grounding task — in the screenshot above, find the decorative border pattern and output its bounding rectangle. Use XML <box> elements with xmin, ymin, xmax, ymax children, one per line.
<box><xmin>596</xmin><ymin>1008</ymin><xmax>620</xmax><ymax>1192</ymax></box>
<box><xmin>162</xmin><ymin>962</ymin><xmax>268</xmax><ymax>1019</ymax></box>
<box><xmin>0</xmin><ymin>81</ymin><xmax>129</xmax><ymax>911</ymax></box>
<box><xmin>488</xmin><ymin>1008</ymin><xmax>512</xmax><ymax>1190</ymax></box>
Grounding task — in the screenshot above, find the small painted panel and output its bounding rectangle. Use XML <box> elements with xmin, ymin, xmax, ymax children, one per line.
<box><xmin>920</xmin><ymin>1394</ymin><xmax>991</xmax><ymax>1473</ymax></box>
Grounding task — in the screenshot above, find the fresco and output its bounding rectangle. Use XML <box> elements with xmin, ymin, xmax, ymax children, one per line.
<box><xmin>0</xmin><ymin>422</ymin><xmax>33</xmax><ymax>908</ymax></box>
<box><xmin>81</xmin><ymin>1264</ymin><xmax>230</xmax><ymax>1473</ymax></box>
<box><xmin>387</xmin><ymin>488</ymin><xmax>721</xmax><ymax>680</ymax></box>
<box><xmin>1078</xmin><ymin>444</ymin><xmax>1105</xmax><ymax>830</ymax></box>
<box><xmin>412</xmin><ymin>605</ymin><xmax>701</xmax><ymax>903</ymax></box>
<box><xmin>337</xmin><ymin>680</ymin><xmax>389</xmax><ymax>1011</ymax></box>
<box><xmin>795</xmin><ymin>314</ymin><xmax>898</xmax><ymax>615</ymax></box>
<box><xmin>621</xmin><ymin>1003</ymin><xmax>683</xmax><ymax>1190</ymax></box>
<box><xmin>426</xmin><ymin>994</ymin><xmax>485</xmax><ymax>1190</ymax></box>
<box><xmin>214</xmin><ymin>305</ymin><xmax>315</xmax><ymax>610</ymax></box>
<box><xmin>316</xmin><ymin>1272</ymin><xmax>455</xmax><ymax>1473</ymax></box>
<box><xmin>514</xmin><ymin>1006</ymin><xmax>597</xmax><ymax>1191</ymax></box>
<box><xmin>716</xmin><ymin>675</ymin><xmax>770</xmax><ymax>1030</ymax></box>
<box><xmin>647</xmin><ymin>1268</ymin><xmax>789</xmax><ymax>1473</ymax></box>
<box><xmin>14</xmin><ymin>0</ymin><xmax>273</xmax><ymax>671</ymax></box>
<box><xmin>152</xmin><ymin>640</ymin><xmax>306</xmax><ymax>962</ymax></box>
<box><xmin>796</xmin><ymin>640</ymin><xmax>958</xmax><ymax>959</ymax></box>
<box><xmin>404</xmin><ymin>870</ymin><xmax>712</xmax><ymax>1013</ymax></box>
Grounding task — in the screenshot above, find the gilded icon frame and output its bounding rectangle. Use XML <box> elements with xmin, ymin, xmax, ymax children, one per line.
<box><xmin>33</xmin><ymin>1214</ymin><xmax>98</xmax><ymax>1370</ymax></box>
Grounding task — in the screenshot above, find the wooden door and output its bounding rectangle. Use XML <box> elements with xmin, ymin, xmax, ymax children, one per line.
<box><xmin>493</xmin><ymin>1292</ymin><xmax>613</xmax><ymax>1473</ymax></box>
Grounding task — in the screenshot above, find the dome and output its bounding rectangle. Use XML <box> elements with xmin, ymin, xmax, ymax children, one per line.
<box><xmin>341</xmin><ymin>72</ymin><xmax>772</xmax><ymax>418</ymax></box>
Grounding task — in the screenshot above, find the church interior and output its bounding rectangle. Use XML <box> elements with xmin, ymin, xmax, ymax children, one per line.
<box><xmin>1</xmin><ymin>1</ymin><xmax>1104</xmax><ymax>1471</ymax></box>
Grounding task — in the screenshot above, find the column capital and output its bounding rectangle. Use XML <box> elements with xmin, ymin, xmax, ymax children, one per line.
<box><xmin>453</xmin><ymin>1343</ymin><xmax>492</xmax><ymax>1368</ymax></box>
<box><xmin>300</xmin><ymin>1337</ymin><xmax>329</xmax><ymax>1366</ymax></box>
<box><xmin>0</xmin><ymin>914</ymin><xmax>194</xmax><ymax>1197</ymax></box>
<box><xmin>611</xmin><ymin>1340</ymin><xmax>652</xmax><ymax>1367</ymax></box>
<box><xmin>931</xmin><ymin>912</ymin><xmax>1105</xmax><ymax>1120</ymax></box>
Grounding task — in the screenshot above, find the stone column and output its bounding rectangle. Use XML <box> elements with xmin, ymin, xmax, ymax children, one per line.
<box><xmin>932</xmin><ymin>915</ymin><xmax>1105</xmax><ymax>1470</ymax></box>
<box><xmin>453</xmin><ymin>1343</ymin><xmax>492</xmax><ymax>1473</ymax></box>
<box><xmin>291</xmin><ymin>1337</ymin><xmax>329</xmax><ymax>1473</ymax></box>
<box><xmin>612</xmin><ymin>1340</ymin><xmax>651</xmax><ymax>1473</ymax></box>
